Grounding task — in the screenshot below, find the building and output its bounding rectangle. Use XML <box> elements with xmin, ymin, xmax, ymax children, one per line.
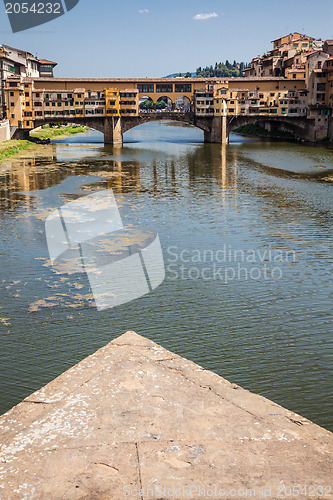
<box><xmin>214</xmin><ymin>78</ymin><xmax>308</xmax><ymax>118</ymax></box>
<box><xmin>243</xmin><ymin>33</ymin><xmax>319</xmax><ymax>80</ymax></box>
<box><xmin>323</xmin><ymin>40</ymin><xmax>333</xmax><ymax>57</ymax></box>
<box><xmin>194</xmin><ymin>89</ymin><xmax>215</xmax><ymax>116</ymax></box>
<box><xmin>0</xmin><ymin>44</ymin><xmax>57</xmax><ymax>118</ymax></box>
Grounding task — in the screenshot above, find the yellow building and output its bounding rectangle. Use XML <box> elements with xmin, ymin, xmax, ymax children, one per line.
<box><xmin>5</xmin><ymin>75</ymin><xmax>34</xmax><ymax>128</ymax></box>
<box><xmin>119</xmin><ymin>89</ymin><xmax>139</xmax><ymax>115</ymax></box>
<box><xmin>105</xmin><ymin>88</ymin><xmax>120</xmax><ymax>116</ymax></box>
<box><xmin>73</xmin><ymin>89</ymin><xmax>85</xmax><ymax>117</ymax></box>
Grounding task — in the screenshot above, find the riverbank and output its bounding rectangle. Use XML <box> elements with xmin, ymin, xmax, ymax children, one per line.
<box><xmin>0</xmin><ymin>140</ymin><xmax>32</xmax><ymax>163</ymax></box>
<box><xmin>234</xmin><ymin>123</ymin><xmax>295</xmax><ymax>140</ymax></box>
<box><xmin>30</xmin><ymin>124</ymin><xmax>89</xmax><ymax>140</ymax></box>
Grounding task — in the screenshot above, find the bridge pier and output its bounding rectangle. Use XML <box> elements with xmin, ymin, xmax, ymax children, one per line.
<box><xmin>204</xmin><ymin>116</ymin><xmax>229</xmax><ymax>144</ymax></box>
<box><xmin>104</xmin><ymin>117</ymin><xmax>123</xmax><ymax>145</ymax></box>
<box><xmin>12</xmin><ymin>128</ymin><xmax>31</xmax><ymax>141</ymax></box>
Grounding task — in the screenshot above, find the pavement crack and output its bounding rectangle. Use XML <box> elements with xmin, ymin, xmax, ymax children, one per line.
<box><xmin>135</xmin><ymin>442</ymin><xmax>143</xmax><ymax>500</ymax></box>
<box><xmin>94</xmin><ymin>462</ymin><xmax>119</xmax><ymax>473</ymax></box>
<box><xmin>289</xmin><ymin>418</ymin><xmax>304</xmax><ymax>426</ymax></box>
<box><xmin>22</xmin><ymin>401</ymin><xmax>53</xmax><ymax>405</ymax></box>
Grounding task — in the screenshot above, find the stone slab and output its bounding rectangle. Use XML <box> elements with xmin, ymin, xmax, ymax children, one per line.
<box><xmin>0</xmin><ymin>331</ymin><xmax>332</xmax><ymax>499</ymax></box>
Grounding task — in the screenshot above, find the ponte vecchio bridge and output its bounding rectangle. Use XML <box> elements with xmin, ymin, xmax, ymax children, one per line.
<box><xmin>6</xmin><ymin>77</ymin><xmax>320</xmax><ymax>143</ymax></box>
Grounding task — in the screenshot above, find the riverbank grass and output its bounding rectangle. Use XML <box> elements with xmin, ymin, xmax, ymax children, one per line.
<box><xmin>30</xmin><ymin>124</ymin><xmax>89</xmax><ymax>140</ymax></box>
<box><xmin>0</xmin><ymin>140</ymin><xmax>32</xmax><ymax>163</ymax></box>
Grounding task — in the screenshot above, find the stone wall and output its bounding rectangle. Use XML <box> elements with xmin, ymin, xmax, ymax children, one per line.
<box><xmin>0</xmin><ymin>120</ymin><xmax>10</xmax><ymax>142</ymax></box>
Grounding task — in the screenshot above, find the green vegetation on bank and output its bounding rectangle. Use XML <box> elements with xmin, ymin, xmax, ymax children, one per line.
<box><xmin>30</xmin><ymin>124</ymin><xmax>89</xmax><ymax>140</ymax></box>
<box><xmin>195</xmin><ymin>60</ymin><xmax>247</xmax><ymax>78</ymax></box>
<box><xmin>234</xmin><ymin>124</ymin><xmax>295</xmax><ymax>139</ymax></box>
<box><xmin>173</xmin><ymin>60</ymin><xmax>248</xmax><ymax>78</ymax></box>
<box><xmin>0</xmin><ymin>140</ymin><xmax>32</xmax><ymax>163</ymax></box>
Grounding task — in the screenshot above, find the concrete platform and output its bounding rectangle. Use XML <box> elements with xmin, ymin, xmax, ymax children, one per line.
<box><xmin>0</xmin><ymin>331</ymin><xmax>332</xmax><ymax>499</ymax></box>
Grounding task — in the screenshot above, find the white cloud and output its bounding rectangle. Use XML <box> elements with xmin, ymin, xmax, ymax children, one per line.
<box><xmin>139</xmin><ymin>9</ymin><xmax>149</xmax><ymax>14</ymax></box>
<box><xmin>193</xmin><ymin>12</ymin><xmax>218</xmax><ymax>21</ymax></box>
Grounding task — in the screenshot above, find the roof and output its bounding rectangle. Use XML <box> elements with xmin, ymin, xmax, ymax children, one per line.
<box><xmin>33</xmin><ymin>76</ymin><xmax>304</xmax><ymax>83</ymax></box>
<box><xmin>271</xmin><ymin>32</ymin><xmax>314</xmax><ymax>43</ymax></box>
<box><xmin>324</xmin><ymin>40</ymin><xmax>333</xmax><ymax>45</ymax></box>
<box><xmin>38</xmin><ymin>59</ymin><xmax>57</xmax><ymax>66</ymax></box>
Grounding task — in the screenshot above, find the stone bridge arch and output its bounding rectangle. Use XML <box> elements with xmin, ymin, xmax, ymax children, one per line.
<box><xmin>227</xmin><ymin>115</ymin><xmax>314</xmax><ymax>141</ymax></box>
<box><xmin>121</xmin><ymin>113</ymin><xmax>211</xmax><ymax>134</ymax></box>
<box><xmin>32</xmin><ymin>116</ymin><xmax>106</xmax><ymax>135</ymax></box>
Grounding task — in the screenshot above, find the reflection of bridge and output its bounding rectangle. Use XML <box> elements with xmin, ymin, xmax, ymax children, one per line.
<box><xmin>30</xmin><ymin>112</ymin><xmax>315</xmax><ymax>145</ymax></box>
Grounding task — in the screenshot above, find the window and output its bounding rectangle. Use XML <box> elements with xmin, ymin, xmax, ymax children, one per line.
<box><xmin>67</xmin><ymin>94</ymin><xmax>73</xmax><ymax>98</ymax></box>
<box><xmin>317</xmin><ymin>83</ymin><xmax>326</xmax><ymax>91</ymax></box>
<box><xmin>10</xmin><ymin>102</ymin><xmax>14</xmax><ymax>107</ymax></box>
<box><xmin>175</xmin><ymin>84</ymin><xmax>191</xmax><ymax>93</ymax></box>
<box><xmin>25</xmin><ymin>92</ymin><xmax>29</xmax><ymax>97</ymax></box>
<box><xmin>10</xmin><ymin>92</ymin><xmax>14</xmax><ymax>97</ymax></box>
<box><xmin>57</xmin><ymin>94</ymin><xmax>62</xmax><ymax>99</ymax></box>
<box><xmin>9</xmin><ymin>82</ymin><xmax>17</xmax><ymax>87</ymax></box>
<box><xmin>138</xmin><ymin>84</ymin><xmax>154</xmax><ymax>93</ymax></box>
<box><xmin>11</xmin><ymin>114</ymin><xmax>15</xmax><ymax>119</ymax></box>
<box><xmin>293</xmin><ymin>74</ymin><xmax>296</xmax><ymax>79</ymax></box>
<box><xmin>36</xmin><ymin>93</ymin><xmax>40</xmax><ymax>98</ymax></box>
<box><xmin>318</xmin><ymin>61</ymin><xmax>322</xmax><ymax>69</ymax></box>
<box><xmin>24</xmin><ymin>84</ymin><xmax>29</xmax><ymax>88</ymax></box>
<box><xmin>156</xmin><ymin>84</ymin><xmax>173</xmax><ymax>93</ymax></box>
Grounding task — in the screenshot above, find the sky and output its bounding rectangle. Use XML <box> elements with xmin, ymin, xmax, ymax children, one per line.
<box><xmin>0</xmin><ymin>0</ymin><xmax>333</xmax><ymax>78</ymax></box>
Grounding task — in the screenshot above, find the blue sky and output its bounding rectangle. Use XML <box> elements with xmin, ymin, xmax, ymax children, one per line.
<box><xmin>0</xmin><ymin>0</ymin><xmax>333</xmax><ymax>78</ymax></box>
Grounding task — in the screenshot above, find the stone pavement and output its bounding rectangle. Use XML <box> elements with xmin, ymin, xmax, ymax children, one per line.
<box><xmin>0</xmin><ymin>331</ymin><xmax>332</xmax><ymax>499</ymax></box>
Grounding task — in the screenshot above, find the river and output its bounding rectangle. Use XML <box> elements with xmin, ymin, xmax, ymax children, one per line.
<box><xmin>0</xmin><ymin>122</ymin><xmax>332</xmax><ymax>431</ymax></box>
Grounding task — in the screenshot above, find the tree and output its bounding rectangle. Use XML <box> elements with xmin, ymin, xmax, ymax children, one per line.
<box><xmin>185</xmin><ymin>72</ymin><xmax>192</xmax><ymax>78</ymax></box>
<box><xmin>139</xmin><ymin>99</ymin><xmax>153</xmax><ymax>110</ymax></box>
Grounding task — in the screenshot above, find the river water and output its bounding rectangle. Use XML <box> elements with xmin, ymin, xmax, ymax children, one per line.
<box><xmin>0</xmin><ymin>122</ymin><xmax>332</xmax><ymax>431</ymax></box>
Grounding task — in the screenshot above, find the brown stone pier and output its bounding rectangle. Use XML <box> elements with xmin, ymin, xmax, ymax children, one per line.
<box><xmin>0</xmin><ymin>331</ymin><xmax>332</xmax><ymax>499</ymax></box>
